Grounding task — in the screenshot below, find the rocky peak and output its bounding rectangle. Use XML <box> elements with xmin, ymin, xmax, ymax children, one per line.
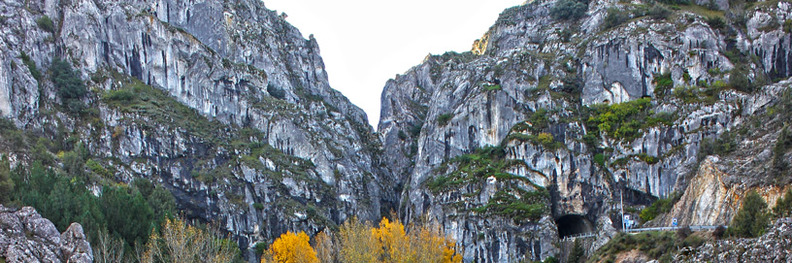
<box><xmin>0</xmin><ymin>205</ymin><xmax>92</xmax><ymax>263</ymax></box>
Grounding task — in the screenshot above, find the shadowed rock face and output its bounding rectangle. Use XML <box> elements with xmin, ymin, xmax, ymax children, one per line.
<box><xmin>556</xmin><ymin>214</ymin><xmax>594</xmax><ymax>238</ymax></box>
<box><xmin>0</xmin><ymin>205</ymin><xmax>92</xmax><ymax>263</ymax></box>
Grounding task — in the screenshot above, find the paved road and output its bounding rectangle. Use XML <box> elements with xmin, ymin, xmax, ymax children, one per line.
<box><xmin>562</xmin><ymin>225</ymin><xmax>726</xmax><ymax>240</ymax></box>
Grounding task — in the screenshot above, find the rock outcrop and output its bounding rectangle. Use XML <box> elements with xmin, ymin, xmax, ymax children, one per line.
<box><xmin>675</xmin><ymin>218</ymin><xmax>792</xmax><ymax>262</ymax></box>
<box><xmin>0</xmin><ymin>205</ymin><xmax>92</xmax><ymax>263</ymax></box>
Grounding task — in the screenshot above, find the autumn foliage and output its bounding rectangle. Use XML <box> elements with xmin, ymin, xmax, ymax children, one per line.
<box><xmin>141</xmin><ymin>218</ymin><xmax>238</xmax><ymax>263</ymax></box>
<box><xmin>262</xmin><ymin>231</ymin><xmax>319</xmax><ymax>263</ymax></box>
<box><xmin>261</xmin><ymin>217</ymin><xmax>463</xmax><ymax>263</ymax></box>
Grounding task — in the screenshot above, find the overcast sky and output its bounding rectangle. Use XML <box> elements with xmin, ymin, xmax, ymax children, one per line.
<box><xmin>263</xmin><ymin>0</ymin><xmax>526</xmax><ymax>128</ymax></box>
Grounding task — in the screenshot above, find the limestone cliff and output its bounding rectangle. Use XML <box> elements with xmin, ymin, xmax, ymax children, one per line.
<box><xmin>378</xmin><ymin>0</ymin><xmax>792</xmax><ymax>261</ymax></box>
<box><xmin>1</xmin><ymin>0</ymin><xmax>792</xmax><ymax>262</ymax></box>
<box><xmin>0</xmin><ymin>0</ymin><xmax>394</xmax><ymax>259</ymax></box>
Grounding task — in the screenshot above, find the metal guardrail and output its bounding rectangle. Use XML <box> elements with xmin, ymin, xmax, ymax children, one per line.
<box><xmin>562</xmin><ymin>232</ymin><xmax>597</xmax><ymax>241</ymax></box>
<box><xmin>624</xmin><ymin>225</ymin><xmax>726</xmax><ymax>233</ymax></box>
<box><xmin>561</xmin><ymin>225</ymin><xmax>725</xmax><ymax>241</ymax></box>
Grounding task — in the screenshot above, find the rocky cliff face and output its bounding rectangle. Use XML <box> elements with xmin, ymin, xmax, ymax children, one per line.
<box><xmin>2</xmin><ymin>0</ymin><xmax>792</xmax><ymax>262</ymax></box>
<box><xmin>0</xmin><ymin>205</ymin><xmax>92</xmax><ymax>263</ymax></box>
<box><xmin>0</xmin><ymin>0</ymin><xmax>394</xmax><ymax>259</ymax></box>
<box><xmin>379</xmin><ymin>0</ymin><xmax>792</xmax><ymax>261</ymax></box>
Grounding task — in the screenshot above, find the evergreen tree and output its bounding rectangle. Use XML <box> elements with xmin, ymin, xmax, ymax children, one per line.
<box><xmin>728</xmin><ymin>190</ymin><xmax>770</xmax><ymax>238</ymax></box>
<box><xmin>0</xmin><ymin>157</ymin><xmax>14</xmax><ymax>204</ymax></box>
<box><xmin>568</xmin><ymin>239</ymin><xmax>585</xmax><ymax>263</ymax></box>
<box><xmin>773</xmin><ymin>189</ymin><xmax>792</xmax><ymax>217</ymax></box>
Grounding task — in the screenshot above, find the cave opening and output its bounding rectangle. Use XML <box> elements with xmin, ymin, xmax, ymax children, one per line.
<box><xmin>556</xmin><ymin>214</ymin><xmax>594</xmax><ymax>238</ymax></box>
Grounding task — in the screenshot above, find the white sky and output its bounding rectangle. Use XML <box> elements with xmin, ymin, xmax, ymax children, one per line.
<box><xmin>262</xmin><ymin>0</ymin><xmax>526</xmax><ymax>128</ymax></box>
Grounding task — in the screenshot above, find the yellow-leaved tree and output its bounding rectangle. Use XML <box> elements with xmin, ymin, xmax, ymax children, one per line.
<box><xmin>261</xmin><ymin>217</ymin><xmax>463</xmax><ymax>263</ymax></box>
<box><xmin>313</xmin><ymin>229</ymin><xmax>336</xmax><ymax>263</ymax></box>
<box><xmin>410</xmin><ymin>223</ymin><xmax>463</xmax><ymax>263</ymax></box>
<box><xmin>339</xmin><ymin>217</ymin><xmax>381</xmax><ymax>263</ymax></box>
<box><xmin>372</xmin><ymin>218</ymin><xmax>413</xmax><ymax>263</ymax></box>
<box><xmin>141</xmin><ymin>218</ymin><xmax>238</xmax><ymax>263</ymax></box>
<box><xmin>337</xmin><ymin>217</ymin><xmax>463</xmax><ymax>263</ymax></box>
<box><xmin>262</xmin><ymin>231</ymin><xmax>319</xmax><ymax>263</ymax></box>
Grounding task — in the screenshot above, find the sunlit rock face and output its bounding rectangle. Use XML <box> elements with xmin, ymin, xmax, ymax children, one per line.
<box><xmin>378</xmin><ymin>0</ymin><xmax>792</xmax><ymax>261</ymax></box>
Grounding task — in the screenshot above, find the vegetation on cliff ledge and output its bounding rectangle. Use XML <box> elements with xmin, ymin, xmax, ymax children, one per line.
<box><xmin>426</xmin><ymin>145</ymin><xmax>550</xmax><ymax>223</ymax></box>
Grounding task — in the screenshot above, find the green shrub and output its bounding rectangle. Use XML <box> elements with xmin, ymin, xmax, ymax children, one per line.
<box><xmin>51</xmin><ymin>58</ymin><xmax>87</xmax><ymax>113</ymax></box>
<box><xmin>104</xmin><ymin>89</ymin><xmax>136</xmax><ymax>102</ymax></box>
<box><xmin>728</xmin><ymin>67</ymin><xmax>754</xmax><ymax>93</ymax></box>
<box><xmin>706</xmin><ymin>16</ymin><xmax>725</xmax><ymax>30</ymax></box>
<box><xmin>648</xmin><ymin>5</ymin><xmax>672</xmax><ymax>19</ymax></box>
<box><xmin>85</xmin><ymin>159</ymin><xmax>112</xmax><ymax>178</ymax></box>
<box><xmin>253</xmin><ymin>202</ymin><xmax>265</xmax><ymax>210</ymax></box>
<box><xmin>10</xmin><ymin>160</ymin><xmax>177</xmax><ymax>252</ymax></box>
<box><xmin>483</xmin><ymin>84</ymin><xmax>501</xmax><ymax>91</ymax></box>
<box><xmin>36</xmin><ymin>16</ymin><xmax>54</xmax><ymax>33</ymax></box>
<box><xmin>639</xmin><ymin>192</ymin><xmax>681</xmax><ymax>222</ymax></box>
<box><xmin>568</xmin><ymin>239</ymin><xmax>585</xmax><ymax>263</ymax></box>
<box><xmin>585</xmin><ymin>98</ymin><xmax>663</xmax><ymax>142</ymax></box>
<box><xmin>654</xmin><ymin>73</ymin><xmax>673</xmax><ymax>96</ymax></box>
<box><xmin>785</xmin><ymin>20</ymin><xmax>792</xmax><ymax>34</ymax></box>
<box><xmin>602</xmin><ymin>8</ymin><xmax>629</xmax><ymax>30</ymax></box>
<box><xmin>772</xmin><ymin>126</ymin><xmax>792</xmax><ymax>174</ymax></box>
<box><xmin>19</xmin><ymin>52</ymin><xmax>41</xmax><ymax>81</ymax></box>
<box><xmin>397</xmin><ymin>130</ymin><xmax>408</xmax><ymax>140</ymax></box>
<box><xmin>472</xmin><ymin>190</ymin><xmax>548</xmax><ymax>222</ymax></box>
<box><xmin>773</xmin><ymin>188</ymin><xmax>792</xmax><ymax>217</ymax></box>
<box><xmin>698</xmin><ymin>132</ymin><xmax>736</xmax><ymax>162</ymax></box>
<box><xmin>437</xmin><ymin>113</ymin><xmax>453</xmax><ymax>126</ymax></box>
<box><xmin>551</xmin><ymin>0</ymin><xmax>588</xmax><ymax>20</ymax></box>
<box><xmin>593</xmin><ymin>153</ymin><xmax>606</xmax><ymax>166</ymax></box>
<box><xmin>656</xmin><ymin>0</ymin><xmax>689</xmax><ymax>4</ymax></box>
<box><xmin>0</xmin><ymin>157</ymin><xmax>13</xmax><ymax>204</ymax></box>
<box><xmin>728</xmin><ymin>190</ymin><xmax>769</xmax><ymax>238</ymax></box>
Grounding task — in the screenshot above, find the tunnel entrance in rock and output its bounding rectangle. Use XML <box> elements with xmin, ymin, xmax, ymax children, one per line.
<box><xmin>556</xmin><ymin>214</ymin><xmax>594</xmax><ymax>238</ymax></box>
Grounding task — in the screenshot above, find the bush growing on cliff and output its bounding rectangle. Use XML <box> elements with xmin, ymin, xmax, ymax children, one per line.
<box><xmin>728</xmin><ymin>190</ymin><xmax>770</xmax><ymax>238</ymax></box>
<box><xmin>584</xmin><ymin>97</ymin><xmax>672</xmax><ymax>143</ymax></box>
<box><xmin>0</xmin><ymin>157</ymin><xmax>13</xmax><ymax>204</ymax></box>
<box><xmin>19</xmin><ymin>52</ymin><xmax>41</xmax><ymax>81</ymax></box>
<box><xmin>551</xmin><ymin>0</ymin><xmax>588</xmax><ymax>20</ymax></box>
<box><xmin>51</xmin><ymin>58</ymin><xmax>88</xmax><ymax>114</ymax></box>
<box><xmin>773</xmin><ymin>189</ymin><xmax>792</xmax><ymax>217</ymax></box>
<box><xmin>568</xmin><ymin>239</ymin><xmax>585</xmax><ymax>263</ymax></box>
<box><xmin>648</xmin><ymin>5</ymin><xmax>672</xmax><ymax>20</ymax></box>
<box><xmin>639</xmin><ymin>192</ymin><xmax>681</xmax><ymax>223</ymax></box>
<box><xmin>602</xmin><ymin>8</ymin><xmax>629</xmax><ymax>30</ymax></box>
<box><xmin>36</xmin><ymin>15</ymin><xmax>54</xmax><ymax>33</ymax></box>
<box><xmin>437</xmin><ymin>113</ymin><xmax>454</xmax><ymax>126</ymax></box>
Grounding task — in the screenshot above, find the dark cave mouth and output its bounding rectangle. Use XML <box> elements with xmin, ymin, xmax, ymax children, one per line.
<box><xmin>556</xmin><ymin>214</ymin><xmax>594</xmax><ymax>238</ymax></box>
